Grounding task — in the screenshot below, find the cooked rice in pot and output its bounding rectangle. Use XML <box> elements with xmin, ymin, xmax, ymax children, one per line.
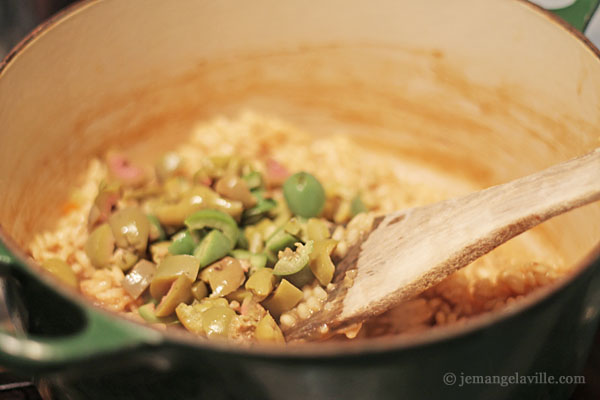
<box><xmin>29</xmin><ymin>112</ymin><xmax>566</xmax><ymax>341</ymax></box>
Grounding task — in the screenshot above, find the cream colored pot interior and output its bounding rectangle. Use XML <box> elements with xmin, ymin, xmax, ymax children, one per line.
<box><xmin>0</xmin><ymin>0</ymin><xmax>599</xmax><ymax>270</ymax></box>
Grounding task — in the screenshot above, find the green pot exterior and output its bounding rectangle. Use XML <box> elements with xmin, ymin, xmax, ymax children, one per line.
<box><xmin>7</xmin><ymin>256</ymin><xmax>593</xmax><ymax>400</ymax></box>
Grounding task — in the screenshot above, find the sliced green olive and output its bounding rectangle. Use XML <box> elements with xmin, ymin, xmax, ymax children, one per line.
<box><xmin>88</xmin><ymin>181</ymin><xmax>120</xmax><ymax>230</ymax></box>
<box><xmin>155</xmin><ymin>152</ymin><xmax>183</xmax><ymax>182</ymax></box>
<box><xmin>185</xmin><ymin>209</ymin><xmax>239</xmax><ymax>246</ymax></box>
<box><xmin>309</xmin><ymin>239</ymin><xmax>337</xmax><ymax>286</ymax></box>
<box><xmin>150</xmin><ymin>241</ymin><xmax>171</xmax><ymax>265</ymax></box>
<box><xmin>168</xmin><ymin>230</ymin><xmax>201</xmax><ymax>255</ymax></box>
<box><xmin>122</xmin><ymin>259</ymin><xmax>156</xmax><ymax>299</ymax></box>
<box><xmin>205</xmin><ymin>257</ymin><xmax>246</xmax><ymax>297</ymax></box>
<box><xmin>225</xmin><ymin>288</ymin><xmax>254</xmax><ymax>303</ymax></box>
<box><xmin>215</xmin><ymin>174</ymin><xmax>257</xmax><ymax>208</ymax></box>
<box><xmin>193</xmin><ymin>230</ymin><xmax>234</xmax><ymax>268</ymax></box>
<box><xmin>350</xmin><ymin>194</ymin><xmax>368</xmax><ymax>216</ymax></box>
<box><xmin>245</xmin><ymin>226</ymin><xmax>264</xmax><ymax>254</ymax></box>
<box><xmin>155</xmin><ymin>275</ymin><xmax>193</xmax><ymax>317</ymax></box>
<box><xmin>284</xmin><ymin>218</ymin><xmax>303</xmax><ymax>237</ymax></box>
<box><xmin>286</xmin><ymin>265</ymin><xmax>315</xmax><ymax>288</ymax></box>
<box><xmin>191</xmin><ymin>280</ymin><xmax>208</xmax><ymax>301</ymax></box>
<box><xmin>245</xmin><ymin>268</ymin><xmax>277</xmax><ymax>300</ymax></box>
<box><xmin>85</xmin><ymin>223</ymin><xmax>115</xmax><ymax>269</ymax></box>
<box><xmin>283</xmin><ymin>172</ymin><xmax>326</xmax><ymax>218</ymax></box>
<box><xmin>138</xmin><ymin>302</ymin><xmax>178</xmax><ymax>325</ymax></box>
<box><xmin>242</xmin><ymin>198</ymin><xmax>276</xmax><ymax>225</ymax></box>
<box><xmin>255</xmin><ymin>313</ymin><xmax>285</xmax><ymax>343</ymax></box>
<box><xmin>153</xmin><ymin>186</ymin><xmax>243</xmax><ymax>226</ymax></box>
<box><xmin>113</xmin><ymin>248</ymin><xmax>139</xmax><ymax>271</ymax></box>
<box><xmin>175</xmin><ymin>303</ymin><xmax>205</xmax><ymax>334</ymax></box>
<box><xmin>307</xmin><ymin>218</ymin><xmax>330</xmax><ymax>241</ymax></box>
<box><xmin>40</xmin><ymin>258</ymin><xmax>77</xmax><ymax>288</ymax></box>
<box><xmin>273</xmin><ymin>241</ymin><xmax>313</xmax><ymax>277</ymax></box>
<box><xmin>266</xmin><ymin>228</ymin><xmax>298</xmax><ymax>254</ymax></box>
<box><xmin>262</xmin><ymin>279</ymin><xmax>303</xmax><ymax>318</ymax></box>
<box><xmin>108</xmin><ymin>207</ymin><xmax>150</xmax><ymax>254</ymax></box>
<box><xmin>147</xmin><ymin>214</ymin><xmax>166</xmax><ymax>242</ymax></box>
<box><xmin>230</xmin><ymin>249</ymin><xmax>268</xmax><ymax>272</ymax></box>
<box><xmin>242</xmin><ymin>171</ymin><xmax>263</xmax><ymax>190</ymax></box>
<box><xmin>202</xmin><ymin>305</ymin><xmax>237</xmax><ymax>339</ymax></box>
<box><xmin>150</xmin><ymin>255</ymin><xmax>200</xmax><ymax>299</ymax></box>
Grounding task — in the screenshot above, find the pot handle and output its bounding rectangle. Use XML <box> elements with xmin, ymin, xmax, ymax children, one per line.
<box><xmin>0</xmin><ymin>241</ymin><xmax>162</xmax><ymax>373</ymax></box>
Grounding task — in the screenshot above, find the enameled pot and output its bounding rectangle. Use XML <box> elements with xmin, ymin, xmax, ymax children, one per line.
<box><xmin>1</xmin><ymin>1</ymin><xmax>600</xmax><ymax>399</ymax></box>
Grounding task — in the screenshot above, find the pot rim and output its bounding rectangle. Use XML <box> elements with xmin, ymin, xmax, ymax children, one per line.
<box><xmin>0</xmin><ymin>0</ymin><xmax>599</xmax><ymax>359</ymax></box>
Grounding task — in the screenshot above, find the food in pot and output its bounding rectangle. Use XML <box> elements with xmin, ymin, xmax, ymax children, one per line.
<box><xmin>29</xmin><ymin>112</ymin><xmax>565</xmax><ymax>343</ymax></box>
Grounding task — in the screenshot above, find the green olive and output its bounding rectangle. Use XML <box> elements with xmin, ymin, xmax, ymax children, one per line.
<box><xmin>108</xmin><ymin>207</ymin><xmax>150</xmax><ymax>254</ymax></box>
<box><xmin>215</xmin><ymin>174</ymin><xmax>257</xmax><ymax>208</ymax></box>
<box><xmin>150</xmin><ymin>255</ymin><xmax>200</xmax><ymax>299</ymax></box>
<box><xmin>283</xmin><ymin>172</ymin><xmax>326</xmax><ymax>218</ymax></box>
<box><xmin>205</xmin><ymin>257</ymin><xmax>246</xmax><ymax>297</ymax></box>
<box><xmin>122</xmin><ymin>259</ymin><xmax>156</xmax><ymax>299</ymax></box>
<box><xmin>155</xmin><ymin>275</ymin><xmax>193</xmax><ymax>317</ymax></box>
<box><xmin>153</xmin><ymin>186</ymin><xmax>243</xmax><ymax>226</ymax></box>
<box><xmin>40</xmin><ymin>258</ymin><xmax>78</xmax><ymax>288</ymax></box>
<box><xmin>202</xmin><ymin>305</ymin><xmax>236</xmax><ymax>338</ymax></box>
<box><xmin>191</xmin><ymin>280</ymin><xmax>209</xmax><ymax>301</ymax></box>
<box><xmin>155</xmin><ymin>152</ymin><xmax>183</xmax><ymax>182</ymax></box>
<box><xmin>245</xmin><ymin>268</ymin><xmax>277</xmax><ymax>300</ymax></box>
<box><xmin>262</xmin><ymin>279</ymin><xmax>303</xmax><ymax>318</ymax></box>
<box><xmin>255</xmin><ymin>313</ymin><xmax>285</xmax><ymax>343</ymax></box>
<box><xmin>85</xmin><ymin>223</ymin><xmax>115</xmax><ymax>269</ymax></box>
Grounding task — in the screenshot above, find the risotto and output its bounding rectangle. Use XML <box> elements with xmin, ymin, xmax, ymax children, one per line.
<box><xmin>29</xmin><ymin>112</ymin><xmax>566</xmax><ymax>343</ymax></box>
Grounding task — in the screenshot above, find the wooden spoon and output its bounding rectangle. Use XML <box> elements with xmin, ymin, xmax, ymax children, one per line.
<box><xmin>285</xmin><ymin>148</ymin><xmax>600</xmax><ymax>341</ymax></box>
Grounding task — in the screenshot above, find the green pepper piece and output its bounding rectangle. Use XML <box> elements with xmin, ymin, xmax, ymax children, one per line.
<box><xmin>85</xmin><ymin>223</ymin><xmax>115</xmax><ymax>269</ymax></box>
<box><xmin>185</xmin><ymin>209</ymin><xmax>239</xmax><ymax>246</ymax></box>
<box><xmin>309</xmin><ymin>239</ymin><xmax>338</xmax><ymax>286</ymax></box>
<box><xmin>273</xmin><ymin>241</ymin><xmax>313</xmax><ymax>276</ymax></box>
<box><xmin>255</xmin><ymin>313</ymin><xmax>285</xmax><ymax>343</ymax></box>
<box><xmin>242</xmin><ymin>171</ymin><xmax>263</xmax><ymax>190</ymax></box>
<box><xmin>168</xmin><ymin>230</ymin><xmax>201</xmax><ymax>255</ymax></box>
<box><xmin>266</xmin><ymin>228</ymin><xmax>299</xmax><ymax>254</ymax></box>
<box><xmin>242</xmin><ymin>198</ymin><xmax>277</xmax><ymax>225</ymax></box>
<box><xmin>283</xmin><ymin>172</ymin><xmax>326</xmax><ymax>218</ymax></box>
<box><xmin>40</xmin><ymin>258</ymin><xmax>78</xmax><ymax>288</ymax></box>
<box><xmin>155</xmin><ymin>275</ymin><xmax>193</xmax><ymax>317</ymax></box>
<box><xmin>138</xmin><ymin>302</ymin><xmax>178</xmax><ymax>325</ymax></box>
<box><xmin>147</xmin><ymin>214</ymin><xmax>166</xmax><ymax>242</ymax></box>
<box><xmin>350</xmin><ymin>194</ymin><xmax>368</xmax><ymax>216</ymax></box>
<box><xmin>262</xmin><ymin>279</ymin><xmax>303</xmax><ymax>318</ymax></box>
<box><xmin>245</xmin><ymin>268</ymin><xmax>277</xmax><ymax>300</ymax></box>
<box><xmin>150</xmin><ymin>255</ymin><xmax>200</xmax><ymax>299</ymax></box>
<box><xmin>193</xmin><ymin>229</ymin><xmax>234</xmax><ymax>268</ymax></box>
<box><xmin>108</xmin><ymin>207</ymin><xmax>150</xmax><ymax>254</ymax></box>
